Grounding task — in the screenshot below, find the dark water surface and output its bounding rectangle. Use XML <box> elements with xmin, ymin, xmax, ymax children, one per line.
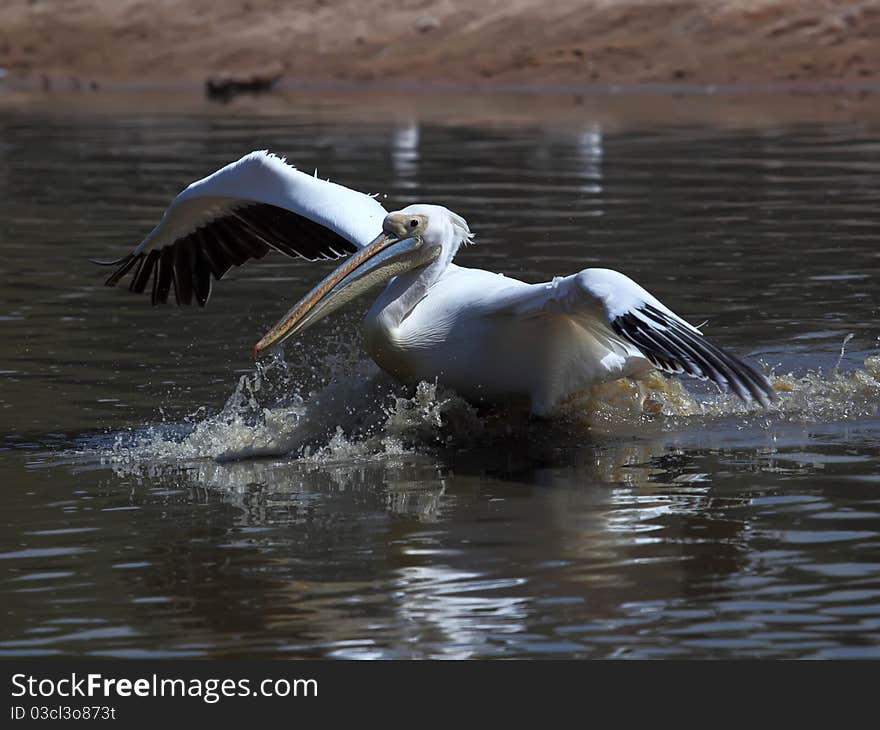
<box><xmin>2</xmin><ymin>93</ymin><xmax>880</xmax><ymax>658</ymax></box>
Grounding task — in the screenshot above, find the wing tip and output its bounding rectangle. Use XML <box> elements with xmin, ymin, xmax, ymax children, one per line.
<box><xmin>711</xmin><ymin>355</ymin><xmax>778</xmax><ymax>410</ymax></box>
<box><xmin>101</xmin><ymin>253</ymin><xmax>142</xmax><ymax>288</ymax></box>
<box><xmin>747</xmin><ymin>369</ymin><xmax>779</xmax><ymax>410</ymax></box>
<box><xmin>614</xmin><ymin>303</ymin><xmax>779</xmax><ymax>411</ymax></box>
<box><xmin>90</xmin><ymin>254</ymin><xmax>132</xmax><ymax>267</ymax></box>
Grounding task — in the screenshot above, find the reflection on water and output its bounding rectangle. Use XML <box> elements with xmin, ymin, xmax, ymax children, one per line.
<box><xmin>2</xmin><ymin>95</ymin><xmax>880</xmax><ymax>658</ymax></box>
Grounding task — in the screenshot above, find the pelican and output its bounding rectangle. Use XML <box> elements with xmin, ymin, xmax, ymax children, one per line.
<box><xmin>94</xmin><ymin>150</ymin><xmax>776</xmax><ymax>415</ymax></box>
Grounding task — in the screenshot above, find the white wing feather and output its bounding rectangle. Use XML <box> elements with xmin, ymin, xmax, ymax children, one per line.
<box><xmin>135</xmin><ymin>150</ymin><xmax>387</xmax><ymax>257</ymax></box>
<box><xmin>487</xmin><ymin>267</ymin><xmax>775</xmax><ymax>407</ymax></box>
<box><xmin>95</xmin><ymin>151</ymin><xmax>388</xmax><ymax>306</ymax></box>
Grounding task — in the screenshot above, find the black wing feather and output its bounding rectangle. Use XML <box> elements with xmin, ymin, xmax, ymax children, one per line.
<box><xmin>611</xmin><ymin>303</ymin><xmax>776</xmax><ymax>407</ymax></box>
<box><xmin>152</xmin><ymin>247</ymin><xmax>175</xmax><ymax>305</ymax></box>
<box><xmin>191</xmin><ymin>239</ymin><xmax>213</xmax><ymax>307</ymax></box>
<box><xmin>129</xmin><ymin>249</ymin><xmax>160</xmax><ymax>294</ymax></box>
<box><xmin>105</xmin><ymin>254</ymin><xmax>140</xmax><ymax>287</ymax></box>
<box><xmin>97</xmin><ymin>201</ymin><xmax>359</xmax><ymax>307</ymax></box>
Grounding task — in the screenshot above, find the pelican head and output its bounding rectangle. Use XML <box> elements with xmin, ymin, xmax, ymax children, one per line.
<box><xmin>253</xmin><ymin>204</ymin><xmax>470</xmax><ymax>356</ymax></box>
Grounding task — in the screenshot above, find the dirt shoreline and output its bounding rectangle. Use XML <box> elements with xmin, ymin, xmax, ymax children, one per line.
<box><xmin>1</xmin><ymin>1</ymin><xmax>879</xmax><ymax>90</ymax></box>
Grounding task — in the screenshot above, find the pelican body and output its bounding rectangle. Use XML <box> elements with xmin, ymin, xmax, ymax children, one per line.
<box><xmin>364</xmin><ymin>265</ymin><xmax>654</xmax><ymax>414</ymax></box>
<box><xmin>95</xmin><ymin>151</ymin><xmax>776</xmax><ymax>415</ymax></box>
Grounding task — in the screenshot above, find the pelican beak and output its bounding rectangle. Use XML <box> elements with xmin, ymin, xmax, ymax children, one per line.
<box><xmin>253</xmin><ymin>231</ymin><xmax>437</xmax><ymax>357</ymax></box>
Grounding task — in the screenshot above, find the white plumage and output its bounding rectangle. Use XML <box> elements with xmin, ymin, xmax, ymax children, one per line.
<box><xmin>96</xmin><ymin>151</ymin><xmax>776</xmax><ymax>415</ymax></box>
<box><xmin>141</xmin><ymin>151</ymin><xmax>386</xmax><ymax>256</ymax></box>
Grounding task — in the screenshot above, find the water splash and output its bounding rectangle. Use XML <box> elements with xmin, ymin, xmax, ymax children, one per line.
<box><xmin>578</xmin><ymin>354</ymin><xmax>880</xmax><ymax>430</ymax></box>
<box><xmin>94</xmin><ymin>352</ymin><xmax>880</xmax><ymax>467</ymax></box>
<box><xmin>99</xmin><ymin>349</ymin><xmax>482</xmax><ymax>466</ymax></box>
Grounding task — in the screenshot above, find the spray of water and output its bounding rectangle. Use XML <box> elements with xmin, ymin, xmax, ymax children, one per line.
<box><xmin>96</xmin><ymin>347</ymin><xmax>880</xmax><ymax>467</ymax></box>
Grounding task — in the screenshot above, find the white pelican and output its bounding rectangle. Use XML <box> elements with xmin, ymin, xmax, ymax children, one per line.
<box><xmin>94</xmin><ymin>150</ymin><xmax>776</xmax><ymax>415</ymax></box>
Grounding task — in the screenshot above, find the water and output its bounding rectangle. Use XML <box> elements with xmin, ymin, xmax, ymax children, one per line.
<box><xmin>2</xmin><ymin>91</ymin><xmax>880</xmax><ymax>658</ymax></box>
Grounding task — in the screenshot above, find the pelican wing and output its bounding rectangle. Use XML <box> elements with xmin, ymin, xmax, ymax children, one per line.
<box><xmin>492</xmin><ymin>267</ymin><xmax>776</xmax><ymax>407</ymax></box>
<box><xmin>94</xmin><ymin>151</ymin><xmax>387</xmax><ymax>306</ymax></box>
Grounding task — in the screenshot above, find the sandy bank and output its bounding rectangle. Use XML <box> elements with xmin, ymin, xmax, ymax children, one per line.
<box><xmin>0</xmin><ymin>1</ymin><xmax>879</xmax><ymax>90</ymax></box>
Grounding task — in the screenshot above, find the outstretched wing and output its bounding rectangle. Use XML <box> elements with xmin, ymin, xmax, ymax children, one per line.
<box><xmin>491</xmin><ymin>267</ymin><xmax>776</xmax><ymax>408</ymax></box>
<box><xmin>93</xmin><ymin>151</ymin><xmax>387</xmax><ymax>306</ymax></box>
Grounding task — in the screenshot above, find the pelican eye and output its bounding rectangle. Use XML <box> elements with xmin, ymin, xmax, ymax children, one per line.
<box><xmin>409</xmin><ymin>218</ymin><xmax>419</xmax><ymax>229</ymax></box>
